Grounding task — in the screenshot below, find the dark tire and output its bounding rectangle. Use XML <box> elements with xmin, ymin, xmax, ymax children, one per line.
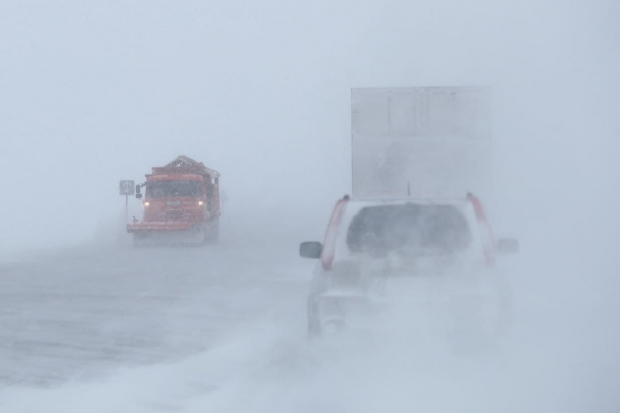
<box><xmin>203</xmin><ymin>217</ymin><xmax>220</xmax><ymax>244</ymax></box>
<box><xmin>321</xmin><ymin>320</ymin><xmax>346</xmax><ymax>336</ymax></box>
<box><xmin>308</xmin><ymin>321</ymin><xmax>321</xmax><ymax>339</ymax></box>
<box><xmin>132</xmin><ymin>233</ymin><xmax>146</xmax><ymax>248</ymax></box>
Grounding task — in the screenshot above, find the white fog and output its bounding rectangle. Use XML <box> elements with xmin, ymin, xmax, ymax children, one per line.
<box><xmin>0</xmin><ymin>0</ymin><xmax>618</xmax><ymax>412</ymax></box>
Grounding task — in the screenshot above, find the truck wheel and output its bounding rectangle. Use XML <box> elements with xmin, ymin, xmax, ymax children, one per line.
<box><xmin>133</xmin><ymin>233</ymin><xmax>146</xmax><ymax>248</ymax></box>
<box><xmin>322</xmin><ymin>320</ymin><xmax>346</xmax><ymax>336</ymax></box>
<box><xmin>203</xmin><ymin>217</ymin><xmax>220</xmax><ymax>244</ymax></box>
<box><xmin>308</xmin><ymin>322</ymin><xmax>321</xmax><ymax>339</ymax></box>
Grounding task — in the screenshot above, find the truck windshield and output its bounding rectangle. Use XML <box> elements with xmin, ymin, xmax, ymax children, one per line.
<box><xmin>146</xmin><ymin>181</ymin><xmax>202</xmax><ymax>198</ymax></box>
<box><xmin>346</xmin><ymin>204</ymin><xmax>471</xmax><ymax>257</ymax></box>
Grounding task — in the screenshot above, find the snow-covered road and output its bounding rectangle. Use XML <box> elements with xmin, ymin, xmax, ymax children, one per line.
<box><xmin>0</xmin><ymin>239</ymin><xmax>618</xmax><ymax>412</ymax></box>
<box><xmin>0</xmin><ymin>240</ymin><xmax>311</xmax><ymax>385</ymax></box>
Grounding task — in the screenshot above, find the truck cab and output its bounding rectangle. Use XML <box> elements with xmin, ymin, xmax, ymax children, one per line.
<box><xmin>142</xmin><ymin>174</ymin><xmax>211</xmax><ymax>224</ymax></box>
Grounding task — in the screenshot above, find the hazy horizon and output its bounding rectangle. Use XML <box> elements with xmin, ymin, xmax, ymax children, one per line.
<box><xmin>1</xmin><ymin>1</ymin><xmax>618</xmax><ymax>411</ymax></box>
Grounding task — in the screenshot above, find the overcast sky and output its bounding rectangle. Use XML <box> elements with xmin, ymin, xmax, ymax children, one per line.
<box><xmin>1</xmin><ymin>0</ymin><xmax>618</xmax><ymax>254</ymax></box>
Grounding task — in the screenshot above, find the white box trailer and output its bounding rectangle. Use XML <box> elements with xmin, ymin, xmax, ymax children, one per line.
<box><xmin>351</xmin><ymin>87</ymin><xmax>493</xmax><ymax>202</ymax></box>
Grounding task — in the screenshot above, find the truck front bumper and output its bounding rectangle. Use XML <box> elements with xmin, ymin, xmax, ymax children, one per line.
<box><xmin>126</xmin><ymin>221</ymin><xmax>196</xmax><ymax>233</ymax></box>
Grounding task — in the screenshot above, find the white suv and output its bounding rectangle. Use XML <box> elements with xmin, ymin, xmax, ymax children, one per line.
<box><xmin>299</xmin><ymin>193</ymin><xmax>518</xmax><ymax>342</ymax></box>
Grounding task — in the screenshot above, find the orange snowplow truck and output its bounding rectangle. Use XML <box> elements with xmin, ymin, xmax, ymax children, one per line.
<box><xmin>127</xmin><ymin>156</ymin><xmax>221</xmax><ymax>246</ymax></box>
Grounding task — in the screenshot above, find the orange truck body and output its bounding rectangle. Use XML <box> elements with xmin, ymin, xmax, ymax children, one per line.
<box><xmin>127</xmin><ymin>156</ymin><xmax>221</xmax><ymax>244</ymax></box>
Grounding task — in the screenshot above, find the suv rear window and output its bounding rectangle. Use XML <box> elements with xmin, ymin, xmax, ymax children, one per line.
<box><xmin>346</xmin><ymin>204</ymin><xmax>471</xmax><ymax>257</ymax></box>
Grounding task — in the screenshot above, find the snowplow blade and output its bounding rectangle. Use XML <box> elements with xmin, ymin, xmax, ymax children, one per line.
<box><xmin>127</xmin><ymin>222</ymin><xmax>195</xmax><ymax>233</ymax></box>
<box><xmin>127</xmin><ymin>222</ymin><xmax>205</xmax><ymax>246</ymax></box>
<box><xmin>127</xmin><ymin>219</ymin><xmax>219</xmax><ymax>247</ymax></box>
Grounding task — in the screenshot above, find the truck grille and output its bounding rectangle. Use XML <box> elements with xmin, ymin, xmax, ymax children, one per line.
<box><xmin>164</xmin><ymin>211</ymin><xmax>183</xmax><ymax>221</ymax></box>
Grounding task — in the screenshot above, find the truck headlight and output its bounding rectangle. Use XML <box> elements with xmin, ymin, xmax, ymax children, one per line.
<box><xmin>198</xmin><ymin>201</ymin><xmax>204</xmax><ymax>206</ymax></box>
<box><xmin>144</xmin><ymin>202</ymin><xmax>150</xmax><ymax>207</ymax></box>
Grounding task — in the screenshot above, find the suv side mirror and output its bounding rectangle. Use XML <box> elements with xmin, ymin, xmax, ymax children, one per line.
<box><xmin>300</xmin><ymin>241</ymin><xmax>322</xmax><ymax>259</ymax></box>
<box><xmin>497</xmin><ymin>238</ymin><xmax>519</xmax><ymax>254</ymax></box>
<box><xmin>136</xmin><ymin>193</ymin><xmax>143</xmax><ymax>199</ymax></box>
